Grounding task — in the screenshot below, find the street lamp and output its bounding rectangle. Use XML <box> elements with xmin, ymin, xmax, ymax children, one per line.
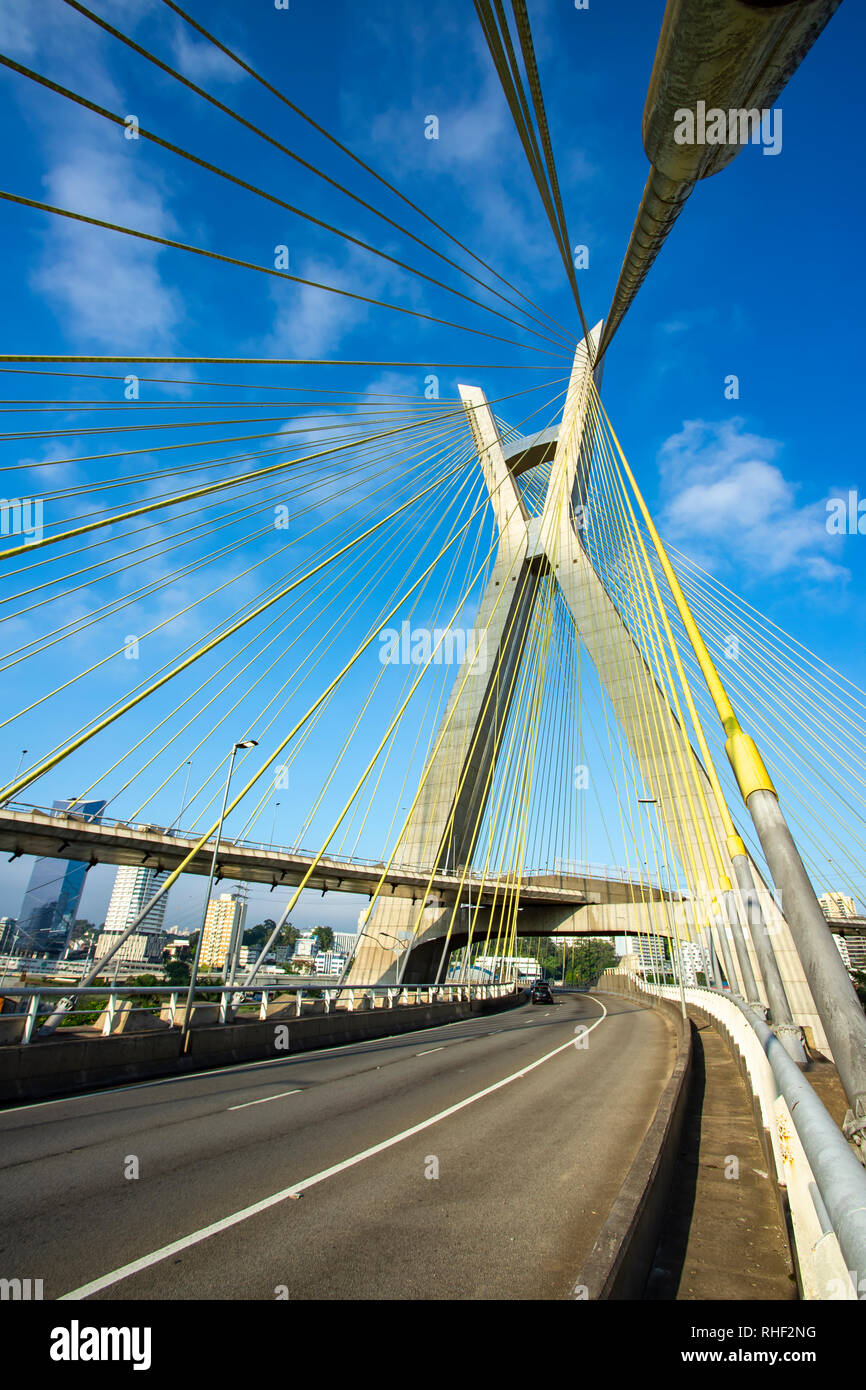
<box><xmin>171</xmin><ymin>759</ymin><xmax>193</xmax><ymax>831</ymax></box>
<box><xmin>639</xmin><ymin>796</ymin><xmax>687</xmax><ymax>1021</ymax></box>
<box><xmin>271</xmin><ymin>800</ymin><xmax>281</xmax><ymax>846</ymax></box>
<box><xmin>182</xmin><ymin>739</ymin><xmax>258</xmax><ymax>1042</ymax></box>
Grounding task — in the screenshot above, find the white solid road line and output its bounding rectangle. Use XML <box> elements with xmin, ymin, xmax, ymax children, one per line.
<box><xmin>228</xmin><ymin>1090</ymin><xmax>302</xmax><ymax>1111</ymax></box>
<box><xmin>60</xmin><ymin>996</ymin><xmax>608</xmax><ymax>1300</ymax></box>
<box><xmin>415</xmin><ymin>1046</ymin><xmax>445</xmax><ymax>1056</ymax></box>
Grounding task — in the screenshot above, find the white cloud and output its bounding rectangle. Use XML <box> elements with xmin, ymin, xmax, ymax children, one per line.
<box><xmin>30</xmin><ymin>146</ymin><xmax>183</xmax><ymax>348</ymax></box>
<box><xmin>169</xmin><ymin>24</ymin><xmax>246</xmax><ymax>85</ymax></box>
<box><xmin>266</xmin><ymin>263</ymin><xmax>366</xmax><ymax>361</ymax></box>
<box><xmin>263</xmin><ymin>241</ymin><xmax>416</xmax><ymax>361</ymax></box>
<box><xmin>362</xmin><ymin>30</ymin><xmax>578</xmax><ymax>298</ymax></box>
<box><xmin>657</xmin><ymin>418</ymin><xmax>849</xmax><ymax>586</ymax></box>
<box><xmin>0</xmin><ymin>0</ymin><xmax>37</xmax><ymax>57</ymax></box>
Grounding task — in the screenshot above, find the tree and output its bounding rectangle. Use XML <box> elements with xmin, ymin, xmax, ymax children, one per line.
<box><xmin>164</xmin><ymin>960</ymin><xmax>191</xmax><ymax>985</ymax></box>
<box><xmin>243</xmin><ymin>919</ymin><xmax>276</xmax><ymax>948</ymax></box>
<box><xmin>243</xmin><ymin>920</ymin><xmax>297</xmax><ymax>956</ymax></box>
<box><xmin>565</xmin><ymin>939</ymin><xmax>618</xmax><ymax>986</ymax></box>
<box><xmin>312</xmin><ymin>926</ymin><xmax>334</xmax><ymax>953</ymax></box>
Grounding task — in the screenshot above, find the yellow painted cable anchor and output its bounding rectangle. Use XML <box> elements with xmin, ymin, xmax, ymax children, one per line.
<box><xmin>725</xmin><ymin>729</ymin><xmax>777</xmax><ymax>801</ymax></box>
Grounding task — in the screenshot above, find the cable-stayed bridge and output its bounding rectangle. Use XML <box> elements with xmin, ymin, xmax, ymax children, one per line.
<box><xmin>0</xmin><ymin>0</ymin><xmax>863</xmax><ymax>1309</ymax></box>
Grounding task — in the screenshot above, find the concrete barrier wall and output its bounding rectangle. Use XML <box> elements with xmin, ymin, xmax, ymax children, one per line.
<box><xmin>572</xmin><ymin>979</ymin><xmax>692</xmax><ymax>1300</ymax></box>
<box><xmin>0</xmin><ymin>991</ymin><xmax>525</xmax><ymax>1104</ymax></box>
<box><xmin>597</xmin><ymin>972</ymin><xmax>861</xmax><ymax>1301</ymax></box>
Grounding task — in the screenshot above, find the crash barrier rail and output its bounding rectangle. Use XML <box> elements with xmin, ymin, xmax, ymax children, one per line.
<box><xmin>604</xmin><ymin>968</ymin><xmax>866</xmax><ymax>1301</ymax></box>
<box><xmin>0</xmin><ymin>981</ymin><xmax>517</xmax><ymax>1044</ymax></box>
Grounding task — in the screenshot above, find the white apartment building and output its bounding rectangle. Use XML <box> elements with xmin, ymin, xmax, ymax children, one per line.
<box><xmin>292</xmin><ymin>932</ymin><xmax>319</xmax><ymax>963</ymax></box>
<box><xmin>677</xmin><ymin>939</ymin><xmax>708</xmax><ymax>986</ymax></box>
<box><xmin>315</xmin><ymin>951</ymin><xmax>348</xmax><ymax>976</ymax></box>
<box><xmin>615</xmin><ymin>933</ymin><xmax>671</xmax><ymax>971</ymax></box>
<box><xmin>833</xmin><ymin>933</ymin><xmax>852</xmax><ymax>970</ymax></box>
<box><xmin>94</xmin><ymin>929</ymin><xmax>166</xmax><ymax>965</ymax></box>
<box><xmin>472</xmin><ymin>954</ymin><xmax>541</xmax><ymax>981</ymax></box>
<box><xmin>104</xmin><ymin>864</ymin><xmax>171</xmax><ymax>935</ymax></box>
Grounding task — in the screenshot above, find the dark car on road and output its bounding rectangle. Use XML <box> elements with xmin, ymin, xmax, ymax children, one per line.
<box><xmin>530</xmin><ymin>981</ymin><xmax>553</xmax><ymax>1004</ymax></box>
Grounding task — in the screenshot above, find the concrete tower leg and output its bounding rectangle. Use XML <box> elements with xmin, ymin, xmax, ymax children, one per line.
<box><xmin>347</xmin><ymin>385</ymin><xmax>536</xmax><ymax>985</ymax></box>
<box><xmin>539</xmin><ymin>331</ymin><xmax>824</xmax><ymax>1049</ymax></box>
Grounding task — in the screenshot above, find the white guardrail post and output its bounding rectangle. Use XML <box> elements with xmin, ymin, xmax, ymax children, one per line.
<box><xmin>2</xmin><ymin>973</ymin><xmax>522</xmax><ymax>1050</ymax></box>
<box><xmin>22</xmin><ymin>992</ymin><xmax>40</xmax><ymax>1044</ymax></box>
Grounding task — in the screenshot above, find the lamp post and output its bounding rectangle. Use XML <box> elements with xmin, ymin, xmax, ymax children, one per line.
<box><xmin>171</xmin><ymin>760</ymin><xmax>193</xmax><ymax>831</ymax></box>
<box><xmin>638</xmin><ymin>797</ymin><xmax>687</xmax><ymax>1022</ymax></box>
<box><xmin>182</xmin><ymin>739</ymin><xmax>257</xmax><ymax>1043</ymax></box>
<box><xmin>270</xmin><ymin>800</ymin><xmax>281</xmax><ymax>846</ymax></box>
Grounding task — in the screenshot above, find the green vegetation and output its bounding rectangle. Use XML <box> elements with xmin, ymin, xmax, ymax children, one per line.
<box><xmin>514</xmin><ymin>936</ymin><xmax>618</xmax><ymax>985</ymax></box>
<box><xmin>163</xmin><ymin>960</ymin><xmax>191</xmax><ymax>985</ymax></box>
<box><xmin>243</xmin><ymin>919</ymin><xmax>298</xmax><ymax>954</ymax></box>
<box><xmin>564</xmin><ymin>939</ymin><xmax>618</xmax><ymax>985</ymax></box>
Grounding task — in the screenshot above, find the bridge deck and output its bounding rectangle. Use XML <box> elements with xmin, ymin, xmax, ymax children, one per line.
<box><xmin>0</xmin><ymin>808</ymin><xmax>672</xmax><ymax>909</ymax></box>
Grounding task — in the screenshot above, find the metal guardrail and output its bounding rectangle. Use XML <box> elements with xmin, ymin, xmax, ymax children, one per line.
<box><xmin>0</xmin><ymin>981</ymin><xmax>517</xmax><ymax>1043</ymax></box>
<box><xmin>609</xmin><ymin>969</ymin><xmax>866</xmax><ymax>1300</ymax></box>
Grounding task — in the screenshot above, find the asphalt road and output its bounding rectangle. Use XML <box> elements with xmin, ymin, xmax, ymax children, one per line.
<box><xmin>0</xmin><ymin>991</ymin><xmax>675</xmax><ymax>1300</ymax></box>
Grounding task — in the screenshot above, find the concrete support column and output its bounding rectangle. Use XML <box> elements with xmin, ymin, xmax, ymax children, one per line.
<box><xmin>725</xmin><ymin>888</ymin><xmax>764</xmax><ymax>1012</ymax></box>
<box><xmin>730</xmin><ymin>852</ymin><xmax>806</xmax><ymax>1064</ymax></box>
<box><xmin>712</xmin><ymin>911</ymin><xmax>741</xmax><ymax>998</ymax></box>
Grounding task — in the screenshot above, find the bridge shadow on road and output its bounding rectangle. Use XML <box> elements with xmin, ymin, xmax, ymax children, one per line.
<box><xmin>643</xmin><ymin>1017</ymin><xmax>796</xmax><ymax>1300</ymax></box>
<box><xmin>643</xmin><ymin>1020</ymin><xmax>704</xmax><ymax>1299</ymax></box>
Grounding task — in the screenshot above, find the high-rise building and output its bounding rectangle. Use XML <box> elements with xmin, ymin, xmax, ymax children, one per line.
<box><xmin>677</xmin><ymin>939</ymin><xmax>708</xmax><ymax>986</ymax></box>
<box><xmin>0</xmin><ymin>917</ymin><xmax>17</xmax><ymax>953</ymax></box>
<box><xmin>199</xmin><ymin>890</ymin><xmax>246</xmax><ymax>971</ymax></box>
<box><xmin>832</xmin><ymin>933</ymin><xmax>852</xmax><ymax>970</ymax></box>
<box><xmin>87</xmin><ymin>864</ymin><xmax>171</xmax><ymax>972</ymax></box>
<box><xmin>15</xmin><ymin>799</ymin><xmax>106</xmax><ymax>957</ymax></box>
<box><xmin>615</xmin><ymin>933</ymin><xmax>671</xmax><ymax>972</ymax></box>
<box><xmin>104</xmin><ymin>864</ymin><xmax>171</xmax><ymax>935</ymax></box>
<box><xmin>292</xmin><ymin>932</ymin><xmax>319</xmax><ymax>964</ymax></box>
<box><xmin>845</xmin><ymin>933</ymin><xmax>866</xmax><ymax>972</ymax></box>
<box><xmin>819</xmin><ymin>891</ymin><xmax>859</xmax><ymax>920</ymax></box>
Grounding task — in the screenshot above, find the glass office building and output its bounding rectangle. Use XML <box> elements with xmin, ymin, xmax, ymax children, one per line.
<box><xmin>14</xmin><ymin>799</ymin><xmax>106</xmax><ymax>957</ymax></box>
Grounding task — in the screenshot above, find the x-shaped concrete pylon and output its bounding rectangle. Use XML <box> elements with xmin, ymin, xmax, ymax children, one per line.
<box><xmin>347</xmin><ymin>325</ymin><xmax>821</xmax><ymax>1045</ymax></box>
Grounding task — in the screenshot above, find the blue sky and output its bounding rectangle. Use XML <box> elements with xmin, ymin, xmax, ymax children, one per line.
<box><xmin>0</xmin><ymin>0</ymin><xmax>864</xmax><ymax>933</ymax></box>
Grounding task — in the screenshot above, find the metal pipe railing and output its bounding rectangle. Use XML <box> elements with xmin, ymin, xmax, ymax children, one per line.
<box><xmin>0</xmin><ymin>980</ymin><xmax>518</xmax><ymax>1043</ymax></box>
<box><xmin>728</xmin><ymin>992</ymin><xmax>866</xmax><ymax>1284</ymax></box>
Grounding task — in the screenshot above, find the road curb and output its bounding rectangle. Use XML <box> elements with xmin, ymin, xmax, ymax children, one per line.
<box><xmin>570</xmin><ymin>982</ymin><xmax>692</xmax><ymax>1300</ymax></box>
